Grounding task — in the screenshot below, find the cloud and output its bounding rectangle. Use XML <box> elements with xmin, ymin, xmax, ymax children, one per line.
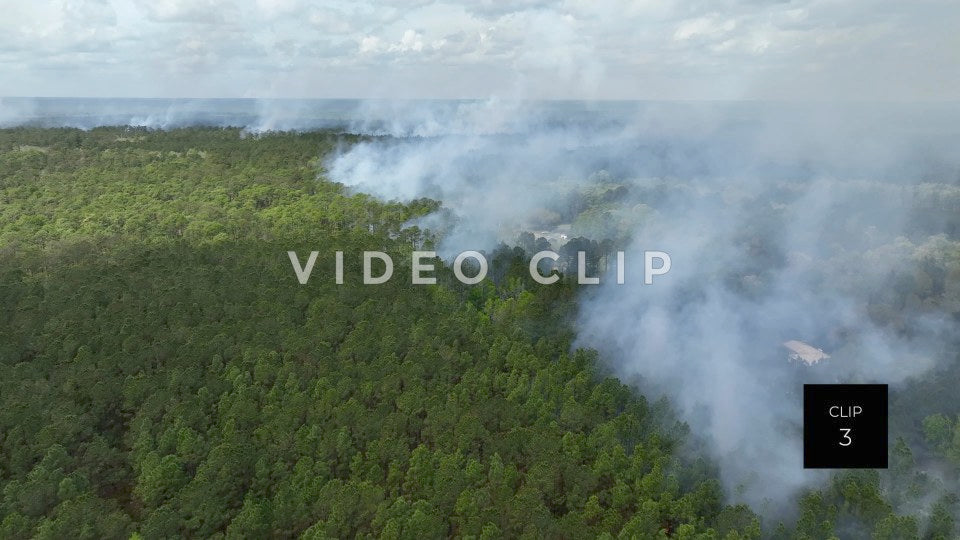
<box><xmin>0</xmin><ymin>0</ymin><xmax>957</xmax><ymax>99</ymax></box>
<box><xmin>673</xmin><ymin>16</ymin><xmax>738</xmax><ymax>42</ymax></box>
<box><xmin>459</xmin><ymin>0</ymin><xmax>556</xmax><ymax>17</ymax></box>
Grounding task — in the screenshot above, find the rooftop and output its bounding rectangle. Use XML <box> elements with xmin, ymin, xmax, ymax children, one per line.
<box><xmin>783</xmin><ymin>340</ymin><xmax>831</xmax><ymax>366</ymax></box>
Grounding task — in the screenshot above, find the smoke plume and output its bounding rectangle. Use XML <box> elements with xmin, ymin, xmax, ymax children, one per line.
<box><xmin>324</xmin><ymin>99</ymin><xmax>960</xmax><ymax>509</ymax></box>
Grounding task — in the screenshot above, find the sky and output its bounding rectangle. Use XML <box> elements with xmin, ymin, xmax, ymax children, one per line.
<box><xmin>0</xmin><ymin>0</ymin><xmax>957</xmax><ymax>100</ymax></box>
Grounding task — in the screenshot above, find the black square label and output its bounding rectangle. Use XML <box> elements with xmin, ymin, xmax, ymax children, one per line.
<box><xmin>804</xmin><ymin>384</ymin><xmax>888</xmax><ymax>468</ymax></box>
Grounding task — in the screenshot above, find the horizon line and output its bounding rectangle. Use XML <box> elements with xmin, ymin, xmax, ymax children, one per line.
<box><xmin>4</xmin><ymin>96</ymin><xmax>960</xmax><ymax>106</ymax></box>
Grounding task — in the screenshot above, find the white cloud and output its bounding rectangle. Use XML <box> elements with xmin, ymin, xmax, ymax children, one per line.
<box><xmin>135</xmin><ymin>0</ymin><xmax>236</xmax><ymax>24</ymax></box>
<box><xmin>0</xmin><ymin>0</ymin><xmax>956</xmax><ymax>100</ymax></box>
<box><xmin>390</xmin><ymin>29</ymin><xmax>425</xmax><ymax>52</ymax></box>
<box><xmin>674</xmin><ymin>16</ymin><xmax>737</xmax><ymax>42</ymax></box>
<box><xmin>358</xmin><ymin>35</ymin><xmax>382</xmax><ymax>54</ymax></box>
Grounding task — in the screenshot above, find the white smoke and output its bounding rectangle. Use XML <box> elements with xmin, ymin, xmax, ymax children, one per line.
<box><xmin>0</xmin><ymin>97</ymin><xmax>38</xmax><ymax>127</ymax></box>
<box><xmin>0</xmin><ymin>97</ymin><xmax>352</xmax><ymax>131</ymax></box>
<box><xmin>324</xmin><ymin>99</ymin><xmax>960</xmax><ymax>510</ymax></box>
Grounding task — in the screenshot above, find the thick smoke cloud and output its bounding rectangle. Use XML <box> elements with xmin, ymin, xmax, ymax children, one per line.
<box><xmin>575</xmin><ymin>173</ymin><xmax>953</xmax><ymax>508</ymax></box>
<box><xmin>323</xmin><ymin>99</ymin><xmax>960</xmax><ymax>509</ymax></box>
<box><xmin>327</xmin><ymin>100</ymin><xmax>649</xmax><ymax>255</ymax></box>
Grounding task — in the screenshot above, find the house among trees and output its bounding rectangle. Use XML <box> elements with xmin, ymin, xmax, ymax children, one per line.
<box><xmin>783</xmin><ymin>340</ymin><xmax>831</xmax><ymax>365</ymax></box>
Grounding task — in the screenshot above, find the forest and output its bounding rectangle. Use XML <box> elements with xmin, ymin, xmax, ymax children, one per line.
<box><xmin>1</xmin><ymin>126</ymin><xmax>959</xmax><ymax>539</ymax></box>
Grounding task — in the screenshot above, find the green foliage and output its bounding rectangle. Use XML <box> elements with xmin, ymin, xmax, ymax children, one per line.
<box><xmin>0</xmin><ymin>127</ymin><xmax>753</xmax><ymax>538</ymax></box>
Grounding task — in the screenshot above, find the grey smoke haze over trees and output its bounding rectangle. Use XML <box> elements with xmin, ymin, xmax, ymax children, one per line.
<box><xmin>323</xmin><ymin>98</ymin><xmax>960</xmax><ymax>510</ymax></box>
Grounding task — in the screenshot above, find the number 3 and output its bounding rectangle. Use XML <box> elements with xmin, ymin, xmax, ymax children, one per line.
<box><xmin>839</xmin><ymin>428</ymin><xmax>852</xmax><ymax>447</ymax></box>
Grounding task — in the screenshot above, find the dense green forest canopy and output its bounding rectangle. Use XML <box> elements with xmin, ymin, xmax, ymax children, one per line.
<box><xmin>0</xmin><ymin>126</ymin><xmax>958</xmax><ymax>539</ymax></box>
<box><xmin>0</xmin><ymin>127</ymin><xmax>755</xmax><ymax>538</ymax></box>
